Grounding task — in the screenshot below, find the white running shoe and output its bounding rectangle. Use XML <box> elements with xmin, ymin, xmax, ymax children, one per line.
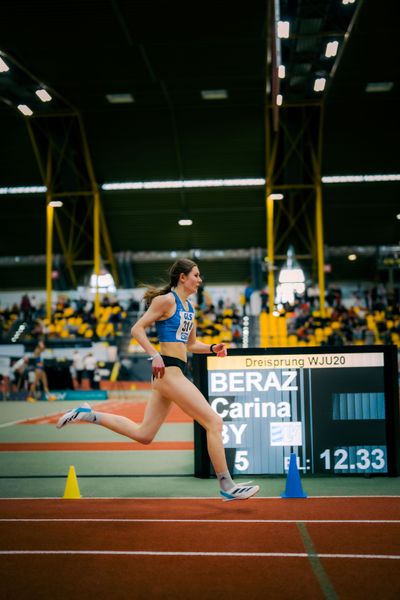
<box><xmin>220</xmin><ymin>483</ymin><xmax>260</xmax><ymax>502</ymax></box>
<box><xmin>56</xmin><ymin>402</ymin><xmax>93</xmax><ymax>429</ymax></box>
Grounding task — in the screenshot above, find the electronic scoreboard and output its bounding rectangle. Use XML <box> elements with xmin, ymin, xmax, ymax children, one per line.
<box><xmin>193</xmin><ymin>346</ymin><xmax>400</xmax><ymax>477</ymax></box>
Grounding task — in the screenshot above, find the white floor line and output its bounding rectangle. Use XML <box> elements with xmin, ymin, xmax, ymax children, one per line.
<box><xmin>0</xmin><ymin>410</ymin><xmax>68</xmax><ymax>428</ymax></box>
<box><xmin>0</xmin><ymin>550</ymin><xmax>399</xmax><ymax>560</ymax></box>
<box><xmin>0</xmin><ymin>495</ymin><xmax>399</xmax><ymax>500</ymax></box>
<box><xmin>0</xmin><ymin>399</ymin><xmax>123</xmax><ymax>429</ymax></box>
<box><xmin>0</xmin><ymin>416</ymin><xmax>53</xmax><ymax>429</ymax></box>
<box><xmin>1</xmin><ymin>518</ymin><xmax>400</xmax><ymax>524</ymax></box>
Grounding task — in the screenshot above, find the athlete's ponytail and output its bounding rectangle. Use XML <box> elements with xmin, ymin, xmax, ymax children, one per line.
<box><xmin>143</xmin><ymin>258</ymin><xmax>197</xmax><ymax>307</ymax></box>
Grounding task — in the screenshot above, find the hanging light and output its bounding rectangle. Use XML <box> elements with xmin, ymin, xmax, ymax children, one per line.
<box><xmin>0</xmin><ymin>57</ymin><xmax>10</xmax><ymax>72</ymax></box>
<box><xmin>178</xmin><ymin>210</ymin><xmax>193</xmax><ymax>226</ymax></box>
<box><xmin>17</xmin><ymin>104</ymin><xmax>33</xmax><ymax>116</ymax></box>
<box><xmin>36</xmin><ymin>88</ymin><xmax>52</xmax><ymax>102</ymax></box>
<box><xmin>276</xmin><ymin>246</ymin><xmax>305</xmax><ymax>305</ymax></box>
<box><xmin>277</xmin><ymin>21</ymin><xmax>290</xmax><ymax>38</ymax></box>
<box><xmin>90</xmin><ymin>269</ymin><xmax>116</xmax><ymax>293</ymax></box>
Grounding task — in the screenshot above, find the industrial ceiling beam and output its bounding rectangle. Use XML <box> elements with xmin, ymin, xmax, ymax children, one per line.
<box><xmin>1</xmin><ymin>49</ymin><xmax>119</xmax><ymax>307</ymax></box>
<box><xmin>265</xmin><ymin>0</ymin><xmax>326</xmax><ymax>319</ymax></box>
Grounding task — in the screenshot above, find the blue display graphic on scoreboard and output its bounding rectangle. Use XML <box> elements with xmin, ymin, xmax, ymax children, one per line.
<box><xmin>206</xmin><ymin>351</ymin><xmax>389</xmax><ymax>476</ymax></box>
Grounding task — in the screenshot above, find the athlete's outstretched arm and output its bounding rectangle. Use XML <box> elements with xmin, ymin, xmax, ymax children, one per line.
<box><xmin>186</xmin><ymin>322</ymin><xmax>227</xmax><ymax>357</ymax></box>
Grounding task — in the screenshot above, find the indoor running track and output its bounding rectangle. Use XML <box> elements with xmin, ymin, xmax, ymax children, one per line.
<box><xmin>1</xmin><ymin>497</ymin><xmax>400</xmax><ymax>599</ymax></box>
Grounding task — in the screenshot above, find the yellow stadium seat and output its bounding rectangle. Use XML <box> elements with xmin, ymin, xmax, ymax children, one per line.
<box><xmin>314</xmin><ymin>328</ymin><xmax>323</xmax><ymax>340</ymax></box>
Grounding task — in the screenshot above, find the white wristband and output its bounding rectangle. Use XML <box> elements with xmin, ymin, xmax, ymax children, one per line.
<box><xmin>147</xmin><ymin>352</ymin><xmax>161</xmax><ymax>361</ymax></box>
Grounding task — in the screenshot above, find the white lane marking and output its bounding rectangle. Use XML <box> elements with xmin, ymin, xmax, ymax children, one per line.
<box><xmin>1</xmin><ymin>495</ymin><xmax>400</xmax><ymax>500</ymax></box>
<box><xmin>0</xmin><ymin>518</ymin><xmax>399</xmax><ymax>524</ymax></box>
<box><xmin>0</xmin><ymin>400</ymin><xmax>132</xmax><ymax>428</ymax></box>
<box><xmin>0</xmin><ymin>415</ymin><xmax>58</xmax><ymax>428</ymax></box>
<box><xmin>0</xmin><ymin>550</ymin><xmax>399</xmax><ymax>559</ymax></box>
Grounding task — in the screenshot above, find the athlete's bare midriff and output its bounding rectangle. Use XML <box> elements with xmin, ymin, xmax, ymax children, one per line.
<box><xmin>159</xmin><ymin>341</ymin><xmax>188</xmax><ymax>362</ymax></box>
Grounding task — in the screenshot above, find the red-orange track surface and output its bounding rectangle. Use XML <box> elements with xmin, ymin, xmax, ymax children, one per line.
<box><xmin>0</xmin><ymin>497</ymin><xmax>399</xmax><ymax>599</ymax></box>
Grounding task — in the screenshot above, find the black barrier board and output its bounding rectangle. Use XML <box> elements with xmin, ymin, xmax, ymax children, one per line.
<box><xmin>193</xmin><ymin>346</ymin><xmax>400</xmax><ymax>477</ymax></box>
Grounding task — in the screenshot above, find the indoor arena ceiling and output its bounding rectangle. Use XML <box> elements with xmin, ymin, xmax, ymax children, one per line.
<box><xmin>0</xmin><ymin>0</ymin><xmax>399</xmax><ymax>287</ymax></box>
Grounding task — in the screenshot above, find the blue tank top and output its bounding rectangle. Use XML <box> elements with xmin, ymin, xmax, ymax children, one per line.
<box><xmin>156</xmin><ymin>291</ymin><xmax>195</xmax><ymax>343</ymax></box>
<box><xmin>34</xmin><ymin>353</ymin><xmax>44</xmax><ymax>369</ymax></box>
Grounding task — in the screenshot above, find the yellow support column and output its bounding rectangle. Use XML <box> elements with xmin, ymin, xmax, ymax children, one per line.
<box><xmin>46</xmin><ymin>200</ymin><xmax>54</xmax><ymax>321</ymax></box>
<box><xmin>267</xmin><ymin>191</ymin><xmax>275</xmax><ymax>316</ymax></box>
<box><xmin>45</xmin><ymin>145</ymin><xmax>53</xmax><ymax>322</ymax></box>
<box><xmin>93</xmin><ymin>190</ymin><xmax>101</xmax><ymax>318</ymax></box>
<box><xmin>315</xmin><ymin>182</ymin><xmax>326</xmax><ymax>318</ymax></box>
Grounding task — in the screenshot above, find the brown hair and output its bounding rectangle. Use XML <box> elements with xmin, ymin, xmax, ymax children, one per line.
<box><xmin>143</xmin><ymin>258</ymin><xmax>197</xmax><ymax>307</ymax></box>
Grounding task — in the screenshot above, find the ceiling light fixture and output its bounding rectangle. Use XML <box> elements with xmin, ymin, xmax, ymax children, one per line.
<box><xmin>342</xmin><ymin>0</ymin><xmax>356</xmax><ymax>5</ymax></box>
<box><xmin>102</xmin><ymin>178</ymin><xmax>265</xmax><ymax>191</ymax></box>
<box><xmin>325</xmin><ymin>41</ymin><xmax>339</xmax><ymax>58</ymax></box>
<box><xmin>278</xmin><ymin>65</ymin><xmax>286</xmax><ymax>78</ymax></box>
<box><xmin>269</xmin><ymin>193</ymin><xmax>284</xmax><ymax>201</ymax></box>
<box><xmin>17</xmin><ymin>104</ymin><xmax>33</xmax><ymax>116</ymax></box>
<box><xmin>201</xmin><ymin>89</ymin><xmax>228</xmax><ymax>100</ymax></box>
<box><xmin>36</xmin><ymin>88</ymin><xmax>52</xmax><ymax>102</ymax></box>
<box><xmin>178</xmin><ymin>217</ymin><xmax>193</xmax><ymax>226</ymax></box>
<box><xmin>348</xmin><ymin>254</ymin><xmax>357</xmax><ymax>261</ymax></box>
<box><xmin>106</xmin><ymin>93</ymin><xmax>134</xmax><ymax>104</ymax></box>
<box><xmin>0</xmin><ymin>186</ymin><xmax>47</xmax><ymax>195</ymax></box>
<box><xmin>365</xmin><ymin>82</ymin><xmax>393</xmax><ymax>93</ymax></box>
<box><xmin>322</xmin><ymin>174</ymin><xmax>400</xmax><ymax>183</ymax></box>
<box><xmin>276</xmin><ymin>94</ymin><xmax>283</xmax><ymax>106</ymax></box>
<box><xmin>277</xmin><ymin>21</ymin><xmax>290</xmax><ymax>38</ymax></box>
<box><xmin>48</xmin><ymin>200</ymin><xmax>63</xmax><ymax>207</ymax></box>
<box><xmin>314</xmin><ymin>78</ymin><xmax>326</xmax><ymax>92</ymax></box>
<box><xmin>0</xmin><ymin>57</ymin><xmax>9</xmax><ymax>72</ymax></box>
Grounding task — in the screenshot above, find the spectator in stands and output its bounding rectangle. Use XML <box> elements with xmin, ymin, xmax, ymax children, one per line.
<box><xmin>243</xmin><ymin>280</ymin><xmax>254</xmax><ymax>316</ymax></box>
<box><xmin>28</xmin><ymin>341</ymin><xmax>54</xmax><ymax>401</ymax></box>
<box><xmin>20</xmin><ymin>294</ymin><xmax>32</xmax><ymax>323</ymax></box>
<box><xmin>30</xmin><ymin>295</ymin><xmax>38</xmax><ymax>320</ymax></box>
<box><xmin>84</xmin><ymin>352</ymin><xmax>96</xmax><ymax>389</ymax></box>
<box><xmin>92</xmin><ymin>364</ymin><xmax>101</xmax><ymax>390</ymax></box>
<box><xmin>127</xmin><ymin>298</ymin><xmax>140</xmax><ymax>312</ymax></box>
<box><xmin>11</xmin><ymin>356</ymin><xmax>29</xmax><ymax>391</ymax></box>
<box><xmin>260</xmin><ymin>287</ymin><xmax>268</xmax><ymax>312</ymax></box>
<box><xmin>72</xmin><ymin>350</ymin><xmax>84</xmax><ymax>389</ymax></box>
<box><xmin>364</xmin><ymin>326</ymin><xmax>375</xmax><ymax>345</ymax></box>
<box><xmin>328</xmin><ymin>329</ymin><xmax>344</xmax><ymax>346</ymax></box>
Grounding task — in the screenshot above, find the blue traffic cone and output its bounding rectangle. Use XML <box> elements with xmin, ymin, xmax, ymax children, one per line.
<box><xmin>281</xmin><ymin>453</ymin><xmax>308</xmax><ymax>498</ymax></box>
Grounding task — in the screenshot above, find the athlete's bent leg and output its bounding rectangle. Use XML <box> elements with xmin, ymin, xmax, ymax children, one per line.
<box><xmin>154</xmin><ymin>370</ymin><xmax>260</xmax><ymax>500</ymax></box>
<box><xmin>154</xmin><ymin>370</ymin><xmax>228</xmax><ymax>473</ymax></box>
<box><xmin>58</xmin><ymin>390</ymin><xmax>172</xmax><ymax>444</ymax></box>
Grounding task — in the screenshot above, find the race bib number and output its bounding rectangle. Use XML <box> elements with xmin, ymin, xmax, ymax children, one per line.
<box><xmin>176</xmin><ymin>311</ymin><xmax>194</xmax><ymax>342</ymax></box>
